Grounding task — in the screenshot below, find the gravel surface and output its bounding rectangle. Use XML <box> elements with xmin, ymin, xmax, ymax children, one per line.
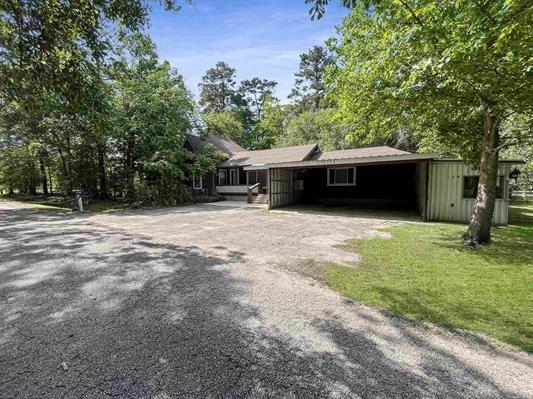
<box><xmin>1</xmin><ymin>200</ymin><xmax>532</xmax><ymax>398</ymax></box>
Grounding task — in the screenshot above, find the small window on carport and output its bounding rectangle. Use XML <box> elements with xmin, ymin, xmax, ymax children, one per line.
<box><xmin>327</xmin><ymin>167</ymin><xmax>356</xmax><ymax>186</ymax></box>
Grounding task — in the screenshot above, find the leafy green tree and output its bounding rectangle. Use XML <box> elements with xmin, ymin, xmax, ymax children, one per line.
<box><xmin>110</xmin><ymin>36</ymin><xmax>195</xmax><ymax>203</ymax></box>
<box><xmin>276</xmin><ymin>108</ymin><xmax>351</xmax><ymax>151</ymax></box>
<box><xmin>255</xmin><ymin>96</ymin><xmax>287</xmax><ymax>147</ymax></box>
<box><xmin>238</xmin><ymin>78</ymin><xmax>278</xmax><ymax>120</ymax></box>
<box><xmin>0</xmin><ymin>0</ymin><xmax>181</xmax><ymax>112</ymax></box>
<box><xmin>203</xmin><ymin>110</ymin><xmax>246</xmax><ymax>145</ymax></box>
<box><xmin>111</xmin><ymin>57</ymin><xmax>195</xmax><ymax>202</ymax></box>
<box><xmin>289</xmin><ymin>46</ymin><xmax>333</xmax><ymax>111</ymax></box>
<box><xmin>502</xmin><ymin>116</ymin><xmax>533</xmax><ymax>194</ymax></box>
<box><xmin>189</xmin><ymin>143</ymin><xmax>227</xmax><ymax>184</ymax></box>
<box><xmin>305</xmin><ymin>0</ymin><xmax>355</xmax><ymax>20</ymax></box>
<box><xmin>328</xmin><ymin>0</ymin><xmax>533</xmax><ymax>244</ymax></box>
<box><xmin>198</xmin><ymin>62</ymin><xmax>238</xmax><ymax>112</ymax></box>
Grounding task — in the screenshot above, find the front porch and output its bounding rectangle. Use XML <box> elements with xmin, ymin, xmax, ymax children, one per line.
<box><xmin>216</xmin><ymin>168</ymin><xmax>269</xmax><ymax>204</ymax></box>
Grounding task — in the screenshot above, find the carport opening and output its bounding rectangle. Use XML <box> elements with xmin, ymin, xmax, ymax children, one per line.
<box><xmin>287</xmin><ymin>163</ymin><xmax>424</xmax><ymax>216</ymax></box>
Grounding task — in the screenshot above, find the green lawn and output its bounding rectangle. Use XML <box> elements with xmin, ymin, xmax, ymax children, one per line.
<box><xmin>327</xmin><ymin>204</ymin><xmax>533</xmax><ymax>352</ymax></box>
<box><xmin>1</xmin><ymin>195</ymin><xmax>131</xmax><ymax>213</ymax></box>
<box><xmin>2</xmin><ymin>193</ymin><xmax>223</xmax><ymax>213</ymax></box>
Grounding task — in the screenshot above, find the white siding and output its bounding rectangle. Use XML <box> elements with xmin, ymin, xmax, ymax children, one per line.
<box><xmin>428</xmin><ymin>161</ymin><xmax>511</xmax><ymax>225</ymax></box>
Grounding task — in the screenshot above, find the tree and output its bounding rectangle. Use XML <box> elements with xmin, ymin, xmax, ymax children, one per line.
<box><xmin>276</xmin><ymin>108</ymin><xmax>351</xmax><ymax>151</ymax></box>
<box><xmin>203</xmin><ymin>110</ymin><xmax>246</xmax><ymax>145</ymax></box>
<box><xmin>0</xmin><ymin>0</ymin><xmax>181</xmax><ymax>110</ymax></box>
<box><xmin>502</xmin><ymin>116</ymin><xmax>533</xmax><ymax>195</ymax></box>
<box><xmin>238</xmin><ymin>78</ymin><xmax>278</xmax><ymax>120</ymax></box>
<box><xmin>328</xmin><ymin>0</ymin><xmax>533</xmax><ymax>244</ymax></box>
<box><xmin>305</xmin><ymin>0</ymin><xmax>355</xmax><ymax>20</ymax></box>
<box><xmin>255</xmin><ymin>96</ymin><xmax>287</xmax><ymax>148</ymax></box>
<box><xmin>111</xmin><ymin>54</ymin><xmax>195</xmax><ymax>203</ymax></box>
<box><xmin>198</xmin><ymin>62</ymin><xmax>238</xmax><ymax>112</ymax></box>
<box><xmin>289</xmin><ymin>46</ymin><xmax>333</xmax><ymax>111</ymax></box>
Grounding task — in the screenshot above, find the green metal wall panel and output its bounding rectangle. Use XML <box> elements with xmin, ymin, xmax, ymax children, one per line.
<box><xmin>428</xmin><ymin>161</ymin><xmax>511</xmax><ymax>225</ymax></box>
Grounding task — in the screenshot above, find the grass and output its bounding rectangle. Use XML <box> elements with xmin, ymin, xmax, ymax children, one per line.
<box><xmin>1</xmin><ymin>193</ymin><xmax>223</xmax><ymax>213</ymax></box>
<box><xmin>326</xmin><ymin>203</ymin><xmax>533</xmax><ymax>352</ymax></box>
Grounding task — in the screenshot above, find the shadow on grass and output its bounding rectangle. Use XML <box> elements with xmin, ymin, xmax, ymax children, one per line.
<box><xmin>1</xmin><ymin>206</ymin><xmax>530</xmax><ymax>397</ymax></box>
<box><xmin>436</xmin><ymin>205</ymin><xmax>533</xmax><ymax>266</ymax></box>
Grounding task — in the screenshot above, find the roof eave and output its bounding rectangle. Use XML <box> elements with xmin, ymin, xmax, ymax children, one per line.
<box><xmin>260</xmin><ymin>153</ymin><xmax>438</xmax><ymax>169</ymax></box>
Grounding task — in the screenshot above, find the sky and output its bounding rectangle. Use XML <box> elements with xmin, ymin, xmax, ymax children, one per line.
<box><xmin>146</xmin><ymin>0</ymin><xmax>349</xmax><ymax>103</ymax></box>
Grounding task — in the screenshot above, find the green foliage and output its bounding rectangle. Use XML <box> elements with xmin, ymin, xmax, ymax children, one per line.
<box><xmin>326</xmin><ymin>204</ymin><xmax>533</xmax><ymax>352</ymax></box>
<box><xmin>0</xmin><ymin>0</ymin><xmax>181</xmax><ymax>112</ymax></box>
<box><xmin>198</xmin><ymin>61</ymin><xmax>238</xmax><ymax>112</ymax></box>
<box><xmin>190</xmin><ymin>143</ymin><xmax>227</xmax><ymax>180</ymax></box>
<box><xmin>0</xmin><ymin>31</ymin><xmax>198</xmax><ymax>206</ymax></box>
<box><xmin>238</xmin><ymin>77</ymin><xmax>278</xmax><ymax>120</ymax></box>
<box><xmin>255</xmin><ymin>96</ymin><xmax>287</xmax><ymax>148</ymax></box>
<box><xmin>110</xmin><ymin>38</ymin><xmax>195</xmax><ymax>202</ymax></box>
<box><xmin>203</xmin><ymin>110</ymin><xmax>246</xmax><ymax>145</ymax></box>
<box><xmin>328</xmin><ymin>0</ymin><xmax>533</xmax><ymax>162</ymax></box>
<box><xmin>0</xmin><ymin>140</ymin><xmax>40</xmax><ymax>195</ymax></box>
<box><xmin>289</xmin><ymin>45</ymin><xmax>333</xmax><ymax>112</ymax></box>
<box><xmin>276</xmin><ymin>108</ymin><xmax>351</xmax><ymax>151</ymax></box>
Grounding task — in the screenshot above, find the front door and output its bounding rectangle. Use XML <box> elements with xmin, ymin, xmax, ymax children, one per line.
<box><xmin>229</xmin><ymin>168</ymin><xmax>238</xmax><ymax>185</ymax></box>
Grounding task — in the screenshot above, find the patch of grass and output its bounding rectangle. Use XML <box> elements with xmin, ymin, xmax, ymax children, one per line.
<box><xmin>1</xmin><ymin>194</ymin><xmax>132</xmax><ymax>213</ymax></box>
<box><xmin>326</xmin><ymin>204</ymin><xmax>533</xmax><ymax>352</ymax></box>
<box><xmin>1</xmin><ymin>194</ymin><xmax>73</xmax><ymax>212</ymax></box>
<box><xmin>2</xmin><ymin>193</ymin><xmax>224</xmax><ymax>213</ymax></box>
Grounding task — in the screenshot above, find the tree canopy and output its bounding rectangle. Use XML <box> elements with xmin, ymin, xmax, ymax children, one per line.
<box><xmin>327</xmin><ymin>0</ymin><xmax>533</xmax><ymax>243</ymax></box>
<box><xmin>289</xmin><ymin>45</ymin><xmax>333</xmax><ymax>111</ymax></box>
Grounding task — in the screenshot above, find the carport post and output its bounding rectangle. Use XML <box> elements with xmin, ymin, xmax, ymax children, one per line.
<box><xmin>267</xmin><ymin>169</ymin><xmax>271</xmax><ymax>210</ymax></box>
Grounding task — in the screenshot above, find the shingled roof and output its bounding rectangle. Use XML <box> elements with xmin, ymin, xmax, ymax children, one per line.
<box><xmin>311</xmin><ymin>146</ymin><xmax>411</xmax><ymax>161</ymax></box>
<box><xmin>220</xmin><ymin>143</ymin><xmax>318</xmax><ymax>167</ymax></box>
<box><xmin>186</xmin><ymin>134</ymin><xmax>244</xmax><ymax>156</ymax></box>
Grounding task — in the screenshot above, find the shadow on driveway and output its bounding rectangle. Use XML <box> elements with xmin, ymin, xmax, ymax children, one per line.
<box><xmin>0</xmin><ymin>207</ymin><xmax>529</xmax><ymax>398</ymax></box>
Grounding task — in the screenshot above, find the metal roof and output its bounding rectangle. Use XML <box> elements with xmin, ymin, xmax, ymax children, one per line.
<box><xmin>245</xmin><ymin>152</ymin><xmax>438</xmax><ymax>170</ymax></box>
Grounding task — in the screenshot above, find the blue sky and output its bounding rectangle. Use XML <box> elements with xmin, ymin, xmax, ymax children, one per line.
<box><xmin>147</xmin><ymin>0</ymin><xmax>349</xmax><ymax>103</ymax></box>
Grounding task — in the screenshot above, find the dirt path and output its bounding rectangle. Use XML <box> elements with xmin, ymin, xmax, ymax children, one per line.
<box><xmin>1</xmin><ymin>200</ymin><xmax>532</xmax><ymax>398</ymax></box>
<box><xmin>89</xmin><ymin>203</ymin><xmax>393</xmax><ymax>266</ymax></box>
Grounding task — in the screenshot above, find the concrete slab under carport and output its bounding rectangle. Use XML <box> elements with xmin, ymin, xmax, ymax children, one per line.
<box><xmin>270</xmin><ymin>204</ymin><xmax>423</xmax><ymax>223</ymax></box>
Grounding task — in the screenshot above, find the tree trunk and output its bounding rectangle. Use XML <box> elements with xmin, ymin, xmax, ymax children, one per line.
<box><xmin>464</xmin><ymin>111</ymin><xmax>500</xmax><ymax>245</ymax></box>
<box><xmin>58</xmin><ymin>148</ymin><xmax>71</xmax><ymax>193</ymax></box>
<box><xmin>39</xmin><ymin>155</ymin><xmax>49</xmax><ymax>196</ymax></box>
<box><xmin>97</xmin><ymin>143</ymin><xmax>109</xmax><ymax>200</ymax></box>
<box><xmin>125</xmin><ymin>134</ymin><xmax>136</xmax><ymax>202</ymax></box>
<box><xmin>48</xmin><ymin>166</ymin><xmax>53</xmax><ymax>195</ymax></box>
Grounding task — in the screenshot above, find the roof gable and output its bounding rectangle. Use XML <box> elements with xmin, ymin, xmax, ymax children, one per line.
<box><xmin>186</xmin><ymin>134</ymin><xmax>244</xmax><ymax>156</ymax></box>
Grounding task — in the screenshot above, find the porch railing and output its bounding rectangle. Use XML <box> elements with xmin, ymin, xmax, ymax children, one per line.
<box><xmin>216</xmin><ymin>185</ymin><xmax>248</xmax><ymax>194</ymax></box>
<box><xmin>247</xmin><ymin>183</ymin><xmax>261</xmax><ymax>204</ymax></box>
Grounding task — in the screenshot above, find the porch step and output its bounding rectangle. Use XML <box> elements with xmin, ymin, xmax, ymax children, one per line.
<box><xmin>252</xmin><ymin>194</ymin><xmax>268</xmax><ymax>204</ymax></box>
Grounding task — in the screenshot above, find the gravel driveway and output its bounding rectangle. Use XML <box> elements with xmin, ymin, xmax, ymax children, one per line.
<box><xmin>1</xmin><ymin>200</ymin><xmax>531</xmax><ymax>398</ymax></box>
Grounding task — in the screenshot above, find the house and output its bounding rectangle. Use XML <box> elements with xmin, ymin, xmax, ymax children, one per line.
<box><xmin>184</xmin><ymin>134</ymin><xmax>244</xmax><ymax>194</ymax></box>
<box><xmin>188</xmin><ymin>134</ymin><xmax>520</xmax><ymax>224</ymax></box>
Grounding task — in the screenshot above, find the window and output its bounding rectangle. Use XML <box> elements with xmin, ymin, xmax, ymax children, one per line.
<box><xmin>192</xmin><ymin>175</ymin><xmax>202</xmax><ymax>190</ymax></box>
<box><xmin>218</xmin><ymin>170</ymin><xmax>227</xmax><ymax>186</ymax></box>
<box><xmin>248</xmin><ymin>171</ymin><xmax>258</xmax><ymax>185</ymax></box>
<box><xmin>229</xmin><ymin>168</ymin><xmax>238</xmax><ymax>185</ymax></box>
<box><xmin>463</xmin><ymin>176</ymin><xmax>505</xmax><ymax>199</ymax></box>
<box><xmin>327</xmin><ymin>167</ymin><xmax>356</xmax><ymax>186</ymax></box>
